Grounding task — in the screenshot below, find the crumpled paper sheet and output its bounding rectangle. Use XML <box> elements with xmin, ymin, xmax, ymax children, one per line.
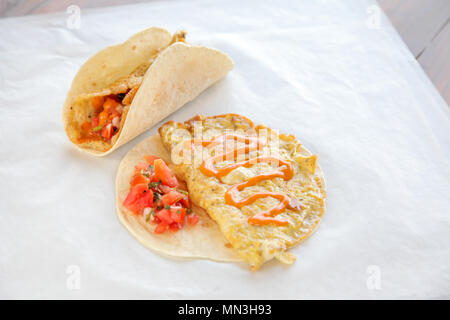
<box><xmin>0</xmin><ymin>0</ymin><xmax>449</xmax><ymax>299</ymax></box>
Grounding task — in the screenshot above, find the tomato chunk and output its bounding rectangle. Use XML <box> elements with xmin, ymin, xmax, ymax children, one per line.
<box><xmin>154</xmin><ymin>159</ymin><xmax>179</xmax><ymax>188</ymax></box>
<box><xmin>98</xmin><ymin>110</ymin><xmax>109</xmax><ymax>126</ymax></box>
<box><xmin>123</xmin><ymin>184</ymin><xmax>153</xmax><ymax>214</ymax></box>
<box><xmin>170</xmin><ymin>207</ymin><xmax>186</xmax><ymax>224</ymax></box>
<box><xmin>154</xmin><ymin>222</ymin><xmax>168</xmax><ymax>234</ymax></box>
<box><xmin>123</xmin><ymin>184</ymin><xmax>147</xmax><ymax>207</ymax></box>
<box><xmin>130</xmin><ymin>173</ymin><xmax>150</xmax><ymax>187</ymax></box>
<box><xmin>81</xmin><ymin>121</ymin><xmax>91</xmax><ymax>132</ymax></box>
<box><xmin>134</xmin><ymin>162</ymin><xmax>149</xmax><ymax>172</ymax></box>
<box><xmin>187</xmin><ymin>214</ymin><xmax>199</xmax><ymax>226</ymax></box>
<box><xmin>103</xmin><ymin>97</ymin><xmax>119</xmax><ymax>112</ymax></box>
<box><xmin>180</xmin><ymin>196</ymin><xmax>190</xmax><ymax>208</ymax></box>
<box><xmin>169</xmin><ymin>222</ymin><xmax>181</xmax><ymax>232</ymax></box>
<box><xmin>155</xmin><ymin>209</ymin><xmax>172</xmax><ymax>224</ymax></box>
<box><xmin>160</xmin><ymin>190</ymin><xmax>185</xmax><ymax>206</ymax></box>
<box><xmin>91</xmin><ymin>116</ymin><xmax>100</xmax><ymax>127</ymax></box>
<box><xmin>91</xmin><ymin>96</ymin><xmax>105</xmax><ymax>110</ymax></box>
<box><xmin>158</xmin><ymin>185</ymin><xmax>173</xmax><ymax>194</ymax></box>
<box><xmin>125</xmin><ymin>156</ymin><xmax>196</xmax><ymax>234</ymax></box>
<box><xmin>145</xmin><ymin>155</ymin><xmax>161</xmax><ymax>165</ymax></box>
<box><xmin>134</xmin><ymin>189</ymin><xmax>153</xmax><ymax>211</ymax></box>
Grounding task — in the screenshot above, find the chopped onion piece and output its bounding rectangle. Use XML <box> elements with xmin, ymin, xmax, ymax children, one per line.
<box><xmin>112</xmin><ymin>116</ymin><xmax>120</xmax><ymax>128</ymax></box>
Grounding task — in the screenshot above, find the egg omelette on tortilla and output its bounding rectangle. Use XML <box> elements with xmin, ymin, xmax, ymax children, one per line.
<box><xmin>116</xmin><ymin>114</ymin><xmax>326</xmax><ymax>271</ymax></box>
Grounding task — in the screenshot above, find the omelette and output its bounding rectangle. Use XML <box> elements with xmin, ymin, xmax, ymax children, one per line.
<box><xmin>158</xmin><ymin>114</ymin><xmax>326</xmax><ymax>270</ymax></box>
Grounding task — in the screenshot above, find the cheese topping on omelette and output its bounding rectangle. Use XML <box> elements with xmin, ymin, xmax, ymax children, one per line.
<box><xmin>158</xmin><ymin>114</ymin><xmax>326</xmax><ymax>270</ymax></box>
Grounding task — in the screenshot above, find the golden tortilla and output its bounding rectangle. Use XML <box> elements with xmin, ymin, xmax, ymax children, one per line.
<box><xmin>63</xmin><ymin>27</ymin><xmax>234</xmax><ymax>156</ymax></box>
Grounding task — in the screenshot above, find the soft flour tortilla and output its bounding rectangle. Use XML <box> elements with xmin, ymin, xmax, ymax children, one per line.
<box><xmin>115</xmin><ymin>134</ymin><xmax>241</xmax><ymax>262</ymax></box>
<box><xmin>63</xmin><ymin>27</ymin><xmax>234</xmax><ymax>156</ymax></box>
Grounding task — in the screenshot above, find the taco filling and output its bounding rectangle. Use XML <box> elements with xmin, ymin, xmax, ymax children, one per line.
<box><xmin>116</xmin><ymin>134</ymin><xmax>241</xmax><ymax>262</ymax></box>
<box><xmin>66</xmin><ymin>31</ymin><xmax>186</xmax><ymax>151</ymax></box>
<box><xmin>122</xmin><ymin>155</ymin><xmax>199</xmax><ymax>234</ymax></box>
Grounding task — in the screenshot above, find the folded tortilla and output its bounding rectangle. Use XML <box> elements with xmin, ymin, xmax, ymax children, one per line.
<box><xmin>115</xmin><ymin>134</ymin><xmax>241</xmax><ymax>262</ymax></box>
<box><xmin>63</xmin><ymin>27</ymin><xmax>234</xmax><ymax>156</ymax></box>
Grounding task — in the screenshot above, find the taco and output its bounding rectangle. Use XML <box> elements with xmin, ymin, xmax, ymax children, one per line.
<box><xmin>63</xmin><ymin>27</ymin><xmax>234</xmax><ymax>156</ymax></box>
<box><xmin>116</xmin><ymin>114</ymin><xmax>326</xmax><ymax>270</ymax></box>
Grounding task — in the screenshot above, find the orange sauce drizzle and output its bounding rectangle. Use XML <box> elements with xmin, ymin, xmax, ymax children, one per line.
<box><xmin>194</xmin><ymin>134</ymin><xmax>300</xmax><ymax>226</ymax></box>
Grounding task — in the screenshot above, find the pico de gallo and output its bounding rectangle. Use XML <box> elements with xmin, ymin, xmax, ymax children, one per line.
<box><xmin>122</xmin><ymin>155</ymin><xmax>199</xmax><ymax>234</ymax></box>
<box><xmin>79</xmin><ymin>94</ymin><xmax>125</xmax><ymax>143</ymax></box>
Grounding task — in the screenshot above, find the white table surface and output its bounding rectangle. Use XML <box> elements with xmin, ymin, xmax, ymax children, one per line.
<box><xmin>0</xmin><ymin>0</ymin><xmax>449</xmax><ymax>299</ymax></box>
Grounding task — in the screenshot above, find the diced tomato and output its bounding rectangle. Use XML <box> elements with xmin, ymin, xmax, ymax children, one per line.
<box><xmin>152</xmin><ymin>216</ymin><xmax>161</xmax><ymax>224</ymax></box>
<box><xmin>103</xmin><ymin>97</ymin><xmax>119</xmax><ymax>112</ymax></box>
<box><xmin>81</xmin><ymin>121</ymin><xmax>91</xmax><ymax>132</ymax></box>
<box><xmin>145</xmin><ymin>155</ymin><xmax>161</xmax><ymax>165</ymax></box>
<box><xmin>101</xmin><ymin>124</ymin><xmax>113</xmax><ymax>140</ymax></box>
<box><xmin>170</xmin><ymin>207</ymin><xmax>186</xmax><ymax>224</ymax></box>
<box><xmin>127</xmin><ymin>193</ymin><xmax>153</xmax><ymax>214</ymax></box>
<box><xmin>160</xmin><ymin>190</ymin><xmax>185</xmax><ymax>206</ymax></box>
<box><xmin>123</xmin><ymin>184</ymin><xmax>153</xmax><ymax>214</ymax></box>
<box><xmin>180</xmin><ymin>196</ymin><xmax>190</xmax><ymax>208</ymax></box>
<box><xmin>154</xmin><ymin>222</ymin><xmax>168</xmax><ymax>234</ymax></box>
<box><xmin>155</xmin><ymin>209</ymin><xmax>172</xmax><ymax>224</ymax></box>
<box><xmin>133</xmin><ymin>189</ymin><xmax>153</xmax><ymax>211</ymax></box>
<box><xmin>91</xmin><ymin>96</ymin><xmax>105</xmax><ymax>110</ymax></box>
<box><xmin>169</xmin><ymin>209</ymin><xmax>179</xmax><ymax>223</ymax></box>
<box><xmin>123</xmin><ymin>184</ymin><xmax>147</xmax><ymax>207</ymax></box>
<box><xmin>83</xmin><ymin>96</ymin><xmax>123</xmax><ymax>143</ymax></box>
<box><xmin>91</xmin><ymin>116</ymin><xmax>99</xmax><ymax>127</ymax></box>
<box><xmin>98</xmin><ymin>111</ymin><xmax>109</xmax><ymax>126</ymax></box>
<box><xmin>154</xmin><ymin>159</ymin><xmax>179</xmax><ymax>188</ymax></box>
<box><xmin>187</xmin><ymin>214</ymin><xmax>199</xmax><ymax>226</ymax></box>
<box><xmin>150</xmin><ymin>174</ymin><xmax>161</xmax><ymax>183</ymax></box>
<box><xmin>134</xmin><ymin>162</ymin><xmax>149</xmax><ymax>172</ymax></box>
<box><xmin>129</xmin><ymin>155</ymin><xmax>196</xmax><ymax>234</ymax></box>
<box><xmin>169</xmin><ymin>222</ymin><xmax>181</xmax><ymax>232</ymax></box>
<box><xmin>154</xmin><ymin>207</ymin><xmax>186</xmax><ymax>225</ymax></box>
<box><xmin>130</xmin><ymin>173</ymin><xmax>150</xmax><ymax>187</ymax></box>
<box><xmin>158</xmin><ymin>185</ymin><xmax>173</xmax><ymax>194</ymax></box>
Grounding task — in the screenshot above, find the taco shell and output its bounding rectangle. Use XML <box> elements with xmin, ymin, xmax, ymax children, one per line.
<box><xmin>63</xmin><ymin>27</ymin><xmax>234</xmax><ymax>156</ymax></box>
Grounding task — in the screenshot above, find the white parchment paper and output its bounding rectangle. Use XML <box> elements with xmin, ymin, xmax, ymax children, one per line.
<box><xmin>0</xmin><ymin>0</ymin><xmax>449</xmax><ymax>299</ymax></box>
